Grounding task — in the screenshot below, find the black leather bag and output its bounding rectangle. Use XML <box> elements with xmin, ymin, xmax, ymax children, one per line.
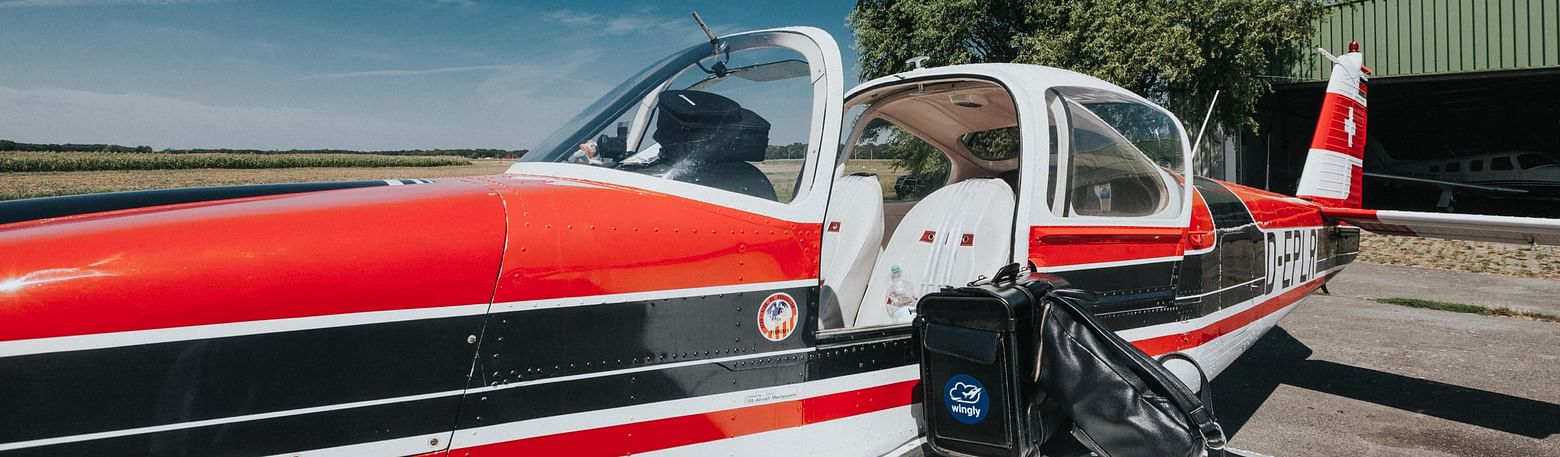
<box><xmin>916</xmin><ymin>265</ymin><xmax>1063</xmax><ymax>457</ymax></box>
<box><xmin>1037</xmin><ymin>290</ymin><xmax>1227</xmax><ymax>457</ymax></box>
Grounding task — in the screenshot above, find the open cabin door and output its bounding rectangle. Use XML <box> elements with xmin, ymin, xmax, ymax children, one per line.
<box><xmin>1023</xmin><ymin>87</ymin><xmax>1195</xmax><ymax>326</ymax></box>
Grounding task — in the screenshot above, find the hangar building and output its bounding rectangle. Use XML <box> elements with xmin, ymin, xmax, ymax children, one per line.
<box><xmin>1221</xmin><ymin>0</ymin><xmax>1559</xmax><ymax>216</ymax></box>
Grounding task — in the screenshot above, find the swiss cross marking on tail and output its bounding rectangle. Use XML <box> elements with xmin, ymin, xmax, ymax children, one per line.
<box><xmin>1344</xmin><ymin>107</ymin><xmax>1357</xmax><ymax>148</ymax></box>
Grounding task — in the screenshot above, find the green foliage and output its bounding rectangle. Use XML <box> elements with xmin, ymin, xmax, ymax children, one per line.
<box><xmin>861</xmin><ymin>121</ymin><xmax>949</xmax><ymax>200</ymax></box>
<box><xmin>0</xmin><ymin>152</ymin><xmax>470</xmax><ymax>172</ymax></box>
<box><xmin>849</xmin><ymin>0</ymin><xmax>1319</xmax><ymax>133</ymax></box>
<box><xmin>1372</xmin><ymin>297</ymin><xmax>1488</xmax><ymax>314</ymax></box>
<box><xmin>0</xmin><ymin>139</ymin><xmax>153</xmax><ymax>153</ymax></box>
<box><xmin>765</xmin><ymin>142</ymin><xmax>809</xmax><ymax>160</ymax></box>
<box><xmin>963</xmin><ymin>127</ymin><xmax>1020</xmax><ymax>161</ymax></box>
<box><xmin>1372</xmin><ymin>297</ymin><xmax>1560</xmax><ymax>322</ymax></box>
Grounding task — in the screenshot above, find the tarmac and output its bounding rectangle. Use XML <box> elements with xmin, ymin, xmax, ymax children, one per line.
<box><xmin>912</xmin><ymin>262</ymin><xmax>1560</xmax><ymax>456</ymax></box>
<box><xmin>1214</xmin><ymin>262</ymin><xmax>1560</xmax><ymax>456</ymax></box>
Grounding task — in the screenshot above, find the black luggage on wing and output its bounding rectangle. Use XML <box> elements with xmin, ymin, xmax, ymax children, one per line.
<box><xmin>1038</xmin><ymin>290</ymin><xmax>1227</xmax><ymax>457</ymax></box>
<box><xmin>915</xmin><ymin>265</ymin><xmax>1062</xmax><ymax>457</ymax></box>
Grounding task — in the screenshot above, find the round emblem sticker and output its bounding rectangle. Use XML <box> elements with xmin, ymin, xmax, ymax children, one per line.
<box><xmin>944</xmin><ymin>374</ymin><xmax>989</xmax><ymax>425</ymax></box>
<box><xmin>757</xmin><ymin>293</ymin><xmax>799</xmax><ymax>342</ymax></box>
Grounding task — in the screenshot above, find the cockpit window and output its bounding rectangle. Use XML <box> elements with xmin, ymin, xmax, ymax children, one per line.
<box><xmin>520</xmin><ymin>38</ymin><xmax>817</xmax><ymax>203</ymax></box>
<box><xmin>1047</xmin><ymin>87</ymin><xmax>1183</xmax><ymax>219</ymax></box>
<box><xmin>1518</xmin><ymin>153</ymin><xmax>1558</xmax><ymax>169</ymax></box>
<box><xmin>962</xmin><ymin>127</ymin><xmax>1021</xmax><ymax>161</ymax></box>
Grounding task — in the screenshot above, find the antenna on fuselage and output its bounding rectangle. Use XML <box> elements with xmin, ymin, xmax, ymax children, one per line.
<box><xmin>691</xmin><ymin>11</ymin><xmax>718</xmax><ymax>56</ymax></box>
<box><xmin>1190</xmin><ymin>90</ymin><xmax>1221</xmax><ymax>166</ymax></box>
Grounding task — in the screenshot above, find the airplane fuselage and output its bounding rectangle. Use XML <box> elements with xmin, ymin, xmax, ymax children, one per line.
<box><xmin>0</xmin><ymin>170</ymin><xmax>1355</xmax><ymax>456</ymax></box>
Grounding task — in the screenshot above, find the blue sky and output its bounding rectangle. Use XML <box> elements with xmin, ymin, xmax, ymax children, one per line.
<box><xmin>0</xmin><ymin>0</ymin><xmax>858</xmax><ymax>150</ymax></box>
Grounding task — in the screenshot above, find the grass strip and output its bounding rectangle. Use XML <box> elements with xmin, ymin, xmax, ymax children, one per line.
<box><xmin>1372</xmin><ymin>297</ymin><xmax>1560</xmax><ymax>323</ymax></box>
<box><xmin>0</xmin><ymin>152</ymin><xmax>469</xmax><ymax>172</ymax></box>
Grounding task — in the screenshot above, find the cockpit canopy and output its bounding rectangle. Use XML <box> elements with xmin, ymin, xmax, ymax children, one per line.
<box><xmin>516</xmin><ymin>28</ymin><xmax>836</xmax><ymax>205</ymax></box>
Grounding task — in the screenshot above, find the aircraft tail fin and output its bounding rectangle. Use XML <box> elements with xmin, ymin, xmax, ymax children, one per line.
<box><xmin>1295</xmin><ymin>42</ymin><xmax>1369</xmax><ymax>209</ymax></box>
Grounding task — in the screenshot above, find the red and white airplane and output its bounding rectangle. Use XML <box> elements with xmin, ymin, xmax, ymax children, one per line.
<box><xmin>2</xmin><ymin>27</ymin><xmax>1557</xmax><ymax>456</ymax></box>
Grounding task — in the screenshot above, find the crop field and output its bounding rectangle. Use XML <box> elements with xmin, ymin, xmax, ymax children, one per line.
<box><xmin>0</xmin><ymin>155</ymin><xmax>910</xmax><ymax>202</ymax></box>
<box><xmin>0</xmin><ymin>159</ymin><xmax>513</xmax><ymax>201</ymax></box>
<box><xmin>756</xmin><ymin>159</ymin><xmax>908</xmax><ymax>201</ymax></box>
<box><xmin>0</xmin><ymin>151</ymin><xmax>469</xmax><ymax>173</ymax></box>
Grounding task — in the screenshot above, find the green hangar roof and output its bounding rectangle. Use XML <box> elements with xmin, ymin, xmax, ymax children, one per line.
<box><xmin>1283</xmin><ymin>0</ymin><xmax>1560</xmax><ymax>81</ymax></box>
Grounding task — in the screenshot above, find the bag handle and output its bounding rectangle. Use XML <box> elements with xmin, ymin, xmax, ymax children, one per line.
<box><xmin>1158</xmin><ymin>353</ymin><xmax>1227</xmax><ymax>455</ymax></box>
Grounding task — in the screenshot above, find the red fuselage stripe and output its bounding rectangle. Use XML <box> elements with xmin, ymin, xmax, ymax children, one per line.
<box><xmin>453</xmin><ymin>380</ymin><xmax>920</xmax><ymax>456</ymax></box>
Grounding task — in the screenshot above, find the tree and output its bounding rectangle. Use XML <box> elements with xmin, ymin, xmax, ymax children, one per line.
<box><xmin>849</xmin><ymin>0</ymin><xmax>1319</xmax><ymax>134</ymax></box>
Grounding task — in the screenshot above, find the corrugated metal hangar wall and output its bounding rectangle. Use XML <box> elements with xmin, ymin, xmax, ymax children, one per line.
<box><xmin>1238</xmin><ymin>0</ymin><xmax>1560</xmax><ymax>216</ymax></box>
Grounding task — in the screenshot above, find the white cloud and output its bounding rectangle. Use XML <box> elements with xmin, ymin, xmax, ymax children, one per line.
<box><xmin>0</xmin><ymin>85</ymin><xmax>438</xmax><ymax>150</ymax></box>
<box><xmin>303</xmin><ymin>64</ymin><xmax>508</xmax><ymax>80</ymax></box>
<box><xmin>334</xmin><ymin>47</ymin><xmax>397</xmax><ymax>62</ymax></box>
<box><xmin>540</xmin><ymin>9</ymin><xmax>685</xmax><ymax>36</ymax></box>
<box><xmin>603</xmin><ymin>15</ymin><xmax>681</xmax><ymax>35</ymax></box>
<box><xmin>541</xmin><ymin>9</ymin><xmax>599</xmax><ymax>26</ymax></box>
<box><xmin>0</xmin><ymin>0</ymin><xmax>222</xmax><ymax>8</ymax></box>
<box><xmin>471</xmin><ymin>49</ymin><xmax>604</xmax><ymax>103</ymax></box>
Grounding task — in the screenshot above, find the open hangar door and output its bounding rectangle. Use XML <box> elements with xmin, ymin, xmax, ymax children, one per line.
<box><xmin>1238</xmin><ymin>0</ymin><xmax>1560</xmax><ymax>217</ymax></box>
<box><xmin>1247</xmin><ymin>68</ymin><xmax>1560</xmax><ymax>217</ymax></box>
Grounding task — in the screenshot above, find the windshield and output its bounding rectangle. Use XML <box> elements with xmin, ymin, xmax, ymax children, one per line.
<box><xmin>522</xmin><ymin>42</ymin><xmax>709</xmax><ymax>164</ymax></box>
<box><xmin>519</xmin><ymin>33</ymin><xmax>820</xmax><ymax>203</ymax></box>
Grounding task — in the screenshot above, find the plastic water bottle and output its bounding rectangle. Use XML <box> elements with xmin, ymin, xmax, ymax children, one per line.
<box><xmin>886</xmin><ymin>265</ymin><xmax>918</xmax><ymax>323</ymax></box>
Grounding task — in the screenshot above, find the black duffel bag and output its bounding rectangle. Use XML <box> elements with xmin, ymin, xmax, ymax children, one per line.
<box><xmin>1037</xmin><ymin>289</ymin><xmax>1227</xmax><ymax>457</ymax></box>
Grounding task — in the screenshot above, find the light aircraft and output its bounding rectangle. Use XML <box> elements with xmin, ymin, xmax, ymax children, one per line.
<box><xmin>3</xmin><ymin>27</ymin><xmax>1558</xmax><ymax>457</ymax></box>
<box><xmin>1363</xmin><ymin>146</ymin><xmax>1560</xmax><ymax>211</ymax></box>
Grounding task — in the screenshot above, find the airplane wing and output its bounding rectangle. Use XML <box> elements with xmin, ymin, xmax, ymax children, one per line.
<box><xmin>1363</xmin><ymin>172</ymin><xmax>1528</xmax><ymax>197</ymax></box>
<box><xmin>1321</xmin><ymin>207</ymin><xmax>1560</xmax><ymax>246</ymax></box>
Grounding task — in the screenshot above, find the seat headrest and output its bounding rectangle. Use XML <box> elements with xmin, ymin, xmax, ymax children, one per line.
<box><xmin>652</xmin><ymin>90</ymin><xmax>771</xmax><ymax>163</ymax></box>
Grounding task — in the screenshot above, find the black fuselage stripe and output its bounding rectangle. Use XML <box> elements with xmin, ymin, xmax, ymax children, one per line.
<box><xmin>0</xmin><ymin>336</ymin><xmax>915</xmax><ymax>456</ymax></box>
<box><xmin>0</xmin><ymin>315</ymin><xmax>484</xmax><ymax>445</ymax></box>
<box><xmin>2</xmin><ymin>285</ymin><xmax>911</xmax><ymax>452</ymax></box>
<box><xmin>465</xmin><ymin>286</ymin><xmax>818</xmax><ymax>388</ymax></box>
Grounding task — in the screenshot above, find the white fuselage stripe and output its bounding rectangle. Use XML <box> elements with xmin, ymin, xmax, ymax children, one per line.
<box><xmin>490</xmin><ymin>279</ymin><xmax>818</xmax><ymax>312</ymax></box>
<box><xmin>0</xmin><ymin>303</ymin><xmax>491</xmax><ymax>358</ymax></box>
<box><xmin>1034</xmin><ymin>255</ymin><xmax>1182</xmax><ymax>273</ymax></box>
<box><xmin>1180</xmin><ymin>277</ymin><xmax>1266</xmax><ymax>300</ymax></box>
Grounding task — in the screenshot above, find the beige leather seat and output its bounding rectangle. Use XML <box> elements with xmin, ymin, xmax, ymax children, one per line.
<box><xmin>854</xmin><ymin>178</ymin><xmax>1015</xmax><ymax>327</ymax></box>
<box><xmin>819</xmin><ymin>174</ymin><xmax>885</xmax><ymax>328</ymax></box>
